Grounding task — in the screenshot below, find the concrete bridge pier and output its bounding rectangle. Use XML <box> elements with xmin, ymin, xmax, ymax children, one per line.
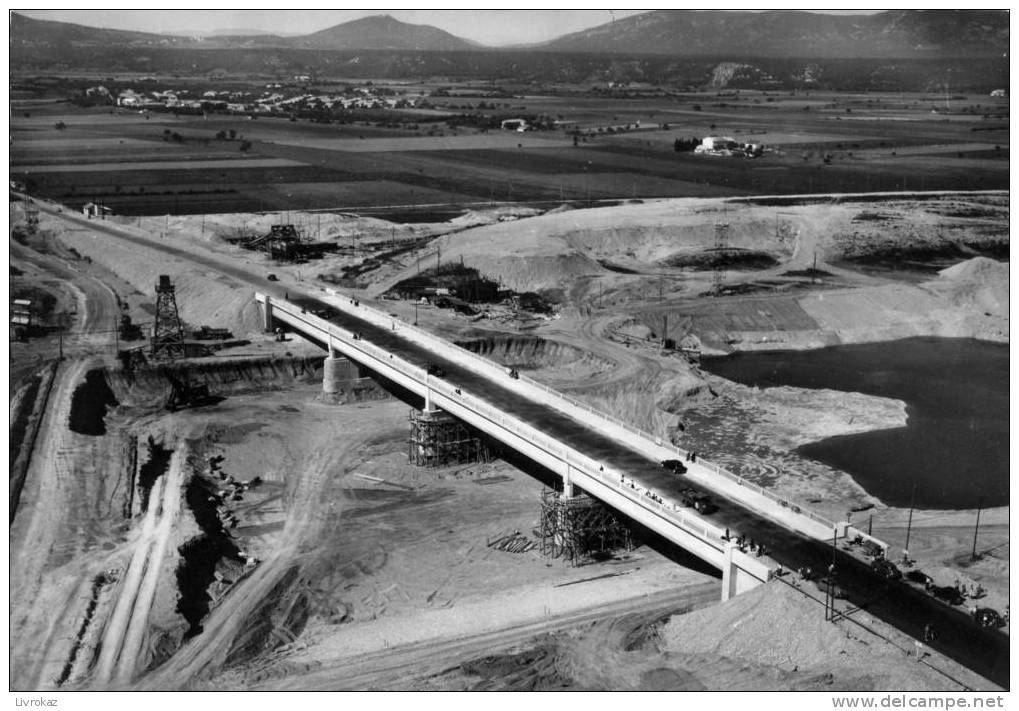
<box><xmin>562</xmin><ymin>462</ymin><xmax>576</xmax><ymax>498</ymax></box>
<box><xmin>322</xmin><ymin>336</ymin><xmax>345</xmax><ymax>395</ymax></box>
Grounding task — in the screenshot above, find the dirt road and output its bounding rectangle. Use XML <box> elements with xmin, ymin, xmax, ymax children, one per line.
<box><xmin>253</xmin><ymin>581</ymin><xmax>719</xmax><ymax>690</ymax></box>
<box><xmin>93</xmin><ymin>448</ymin><xmax>186</xmax><ymax>686</ymax></box>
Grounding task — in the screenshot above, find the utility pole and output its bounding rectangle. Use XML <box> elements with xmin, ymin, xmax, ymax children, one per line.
<box><xmin>826</xmin><ymin>526</ymin><xmax>838</xmax><ymax>622</ymax></box>
<box><xmin>971</xmin><ymin>497</ymin><xmax>984</xmax><ymax>560</ymax></box>
<box><xmin>436</xmin><ymin>245</ymin><xmax>441</xmax><ymax>275</ymax></box>
<box><xmin>903</xmin><ymin>483</ymin><xmax>917</xmax><ymax>565</ymax></box>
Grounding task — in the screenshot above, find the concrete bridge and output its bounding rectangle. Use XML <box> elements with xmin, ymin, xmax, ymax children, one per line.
<box><xmin>256</xmin><ymin>291</ymin><xmax>884</xmax><ymax>601</ymax></box>
<box><xmin>251</xmin><ymin>289</ymin><xmax>1008</xmax><ymax>687</ymax></box>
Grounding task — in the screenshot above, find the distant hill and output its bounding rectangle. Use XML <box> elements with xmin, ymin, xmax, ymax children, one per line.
<box><xmin>540</xmin><ymin>10</ymin><xmax>1010</xmax><ymax>58</ymax></box>
<box><xmin>9</xmin><ymin>11</ymin><xmax>189</xmax><ymax>47</ymax></box>
<box><xmin>290</xmin><ymin>14</ymin><xmax>477</xmax><ymax>51</ymax></box>
<box><xmin>8</xmin><ymin>10</ymin><xmax>1009</xmax><ymax>91</ymax></box>
<box><xmin>9</xmin><ymin>12</ymin><xmax>476</xmax><ymax>52</ymax></box>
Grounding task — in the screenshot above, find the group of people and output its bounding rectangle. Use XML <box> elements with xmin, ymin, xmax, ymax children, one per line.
<box><xmin>955</xmin><ymin>579</ymin><xmax>986</xmax><ymax>599</ymax></box>
<box><xmin>721</xmin><ymin>528</ymin><xmax>769</xmax><ymax>557</ymax></box>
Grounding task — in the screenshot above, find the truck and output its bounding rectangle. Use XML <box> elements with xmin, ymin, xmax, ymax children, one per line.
<box><xmin>678</xmin><ymin>487</ymin><xmax>717</xmax><ymax>515</ymax></box>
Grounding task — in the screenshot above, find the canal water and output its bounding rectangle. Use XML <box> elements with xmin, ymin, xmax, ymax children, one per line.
<box><xmin>701</xmin><ymin>337</ymin><xmax>1008</xmax><ymax>510</ymax></box>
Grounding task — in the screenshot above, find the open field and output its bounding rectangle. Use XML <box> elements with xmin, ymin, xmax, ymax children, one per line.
<box><xmin>11</xmin><ymin>86</ymin><xmax>1008</xmax><ymax>216</ymax></box>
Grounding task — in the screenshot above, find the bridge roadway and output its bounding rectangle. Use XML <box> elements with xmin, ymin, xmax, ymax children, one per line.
<box><xmin>266</xmin><ymin>291</ymin><xmax>1007</xmax><ymax>688</ymax></box>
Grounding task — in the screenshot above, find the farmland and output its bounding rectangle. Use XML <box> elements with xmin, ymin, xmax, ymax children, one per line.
<box><xmin>10</xmin><ymin>81</ymin><xmax>1009</xmax><ymax>217</ymax></box>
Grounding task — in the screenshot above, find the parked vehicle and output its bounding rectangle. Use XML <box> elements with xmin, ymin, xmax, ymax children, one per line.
<box><xmin>905</xmin><ymin>570</ymin><xmax>933</xmax><ymax>587</ymax></box>
<box><xmin>928</xmin><ymin>584</ymin><xmax>965</xmax><ymax>606</ymax></box>
<box><xmin>871</xmin><ymin>558</ymin><xmax>902</xmax><ymax>580</ymax></box>
<box><xmin>974</xmin><ymin>608</ymin><xmax>1005</xmax><ymax>628</ymax></box>
<box><xmin>426</xmin><ymin>363</ymin><xmax>446</xmax><ymax>377</ymax></box>
<box><xmin>661</xmin><ymin>459</ymin><xmax>687</xmax><ymax>474</ymax></box>
<box><xmin>267</xmin><ymin>273</ymin><xmax>278</xmax><ymax>281</ymax></box>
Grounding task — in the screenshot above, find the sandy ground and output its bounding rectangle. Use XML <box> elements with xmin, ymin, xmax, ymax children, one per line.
<box><xmin>8</xmin><ymin>189</ymin><xmax>1008</xmax><ymax>691</ymax></box>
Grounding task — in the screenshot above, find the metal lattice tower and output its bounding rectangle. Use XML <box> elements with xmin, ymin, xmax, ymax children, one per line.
<box><xmin>151</xmin><ymin>275</ymin><xmax>186</xmax><ymax>360</ymax></box>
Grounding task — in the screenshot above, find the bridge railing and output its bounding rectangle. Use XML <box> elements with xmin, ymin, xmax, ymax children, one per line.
<box><xmin>307</xmin><ymin>290</ymin><xmax>839</xmax><ymax>536</ymax></box>
<box><xmin>266</xmin><ymin>297</ymin><xmax>736</xmax><ymax>556</ymax></box>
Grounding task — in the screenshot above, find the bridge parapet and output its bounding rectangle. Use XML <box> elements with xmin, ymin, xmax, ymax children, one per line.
<box><xmin>310</xmin><ymin>288</ymin><xmax>863</xmax><ymax>547</ymax></box>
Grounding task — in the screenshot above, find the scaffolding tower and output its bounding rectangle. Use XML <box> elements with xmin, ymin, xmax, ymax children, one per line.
<box><xmin>538</xmin><ymin>488</ymin><xmax>634</xmax><ymax>566</ymax></box>
<box><xmin>407</xmin><ymin>409</ymin><xmax>492</xmax><ymax>467</ymax></box>
<box><xmin>151</xmin><ymin>275</ymin><xmax>186</xmax><ymax>360</ymax></box>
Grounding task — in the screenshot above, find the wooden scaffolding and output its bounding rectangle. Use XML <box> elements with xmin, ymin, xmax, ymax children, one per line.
<box><xmin>538</xmin><ymin>488</ymin><xmax>634</xmax><ymax>566</ymax></box>
<box><xmin>407</xmin><ymin>409</ymin><xmax>491</xmax><ymax>467</ymax></box>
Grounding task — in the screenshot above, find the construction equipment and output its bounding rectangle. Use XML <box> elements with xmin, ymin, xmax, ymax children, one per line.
<box><xmin>119</xmin><ymin>314</ymin><xmax>143</xmax><ymax>341</ymax></box>
<box><xmin>189</xmin><ymin>325</ymin><xmax>232</xmax><ymax>340</ymax></box>
<box><xmin>164</xmin><ymin>370</ymin><xmax>213</xmax><ymax>411</ymax></box>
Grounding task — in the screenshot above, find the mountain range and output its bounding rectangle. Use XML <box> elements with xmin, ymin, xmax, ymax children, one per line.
<box><xmin>10</xmin><ymin>10</ymin><xmax>1009</xmax><ymax>58</ymax></box>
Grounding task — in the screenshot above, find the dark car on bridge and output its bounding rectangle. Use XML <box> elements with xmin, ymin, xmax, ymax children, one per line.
<box><xmin>426</xmin><ymin>363</ymin><xmax>446</xmax><ymax>377</ymax></box>
<box><xmin>929</xmin><ymin>584</ymin><xmax>966</xmax><ymax>606</ymax></box>
<box><xmin>871</xmin><ymin>558</ymin><xmax>902</xmax><ymax>580</ymax></box>
<box><xmin>974</xmin><ymin>608</ymin><xmax>1005</xmax><ymax>628</ymax></box>
<box><xmin>661</xmin><ymin>459</ymin><xmax>687</xmax><ymax>474</ymax></box>
<box><xmin>905</xmin><ymin>569</ymin><xmax>933</xmax><ymax>587</ymax></box>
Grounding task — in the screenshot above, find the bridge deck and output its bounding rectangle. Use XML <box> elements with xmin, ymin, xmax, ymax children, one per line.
<box><xmin>267</xmin><ymin>291</ymin><xmax>1007</xmax><ymax>688</ymax></box>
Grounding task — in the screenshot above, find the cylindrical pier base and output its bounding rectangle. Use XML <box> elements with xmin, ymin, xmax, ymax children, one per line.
<box><xmin>322</xmin><ymin>355</ymin><xmax>345</xmax><ymax>394</ymax></box>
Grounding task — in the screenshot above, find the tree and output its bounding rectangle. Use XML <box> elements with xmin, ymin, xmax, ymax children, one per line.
<box><xmin>54</xmin><ymin>121</ymin><xmax>67</xmax><ymax>131</ymax></box>
<box><xmin>239</xmin><ymin>140</ymin><xmax>252</xmax><ymax>152</ymax></box>
<box><xmin>228</xmin><ymin>128</ymin><xmax>237</xmax><ymax>139</ymax></box>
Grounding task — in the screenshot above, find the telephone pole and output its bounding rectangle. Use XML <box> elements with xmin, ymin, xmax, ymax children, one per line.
<box><xmin>971</xmin><ymin>497</ymin><xmax>984</xmax><ymax>560</ymax></box>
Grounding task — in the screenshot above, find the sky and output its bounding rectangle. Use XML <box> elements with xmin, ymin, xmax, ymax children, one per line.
<box><xmin>14</xmin><ymin>8</ymin><xmax>884</xmax><ymax>46</ymax></box>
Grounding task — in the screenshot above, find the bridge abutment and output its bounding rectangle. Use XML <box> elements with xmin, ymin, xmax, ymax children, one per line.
<box><xmin>721</xmin><ymin>542</ymin><xmax>769</xmax><ymax>601</ymax></box>
<box><xmin>261</xmin><ymin>295</ymin><xmax>273</xmax><ymax>332</ymax></box>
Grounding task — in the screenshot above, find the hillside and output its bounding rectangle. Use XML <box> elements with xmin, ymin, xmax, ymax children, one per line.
<box><xmin>9</xmin><ymin>12</ymin><xmax>476</xmax><ymax>53</ymax></box>
<box><xmin>9</xmin><ymin>11</ymin><xmax>189</xmax><ymax>47</ymax></box>
<box><xmin>541</xmin><ymin>9</ymin><xmax>1010</xmax><ymax>58</ymax></box>
<box><xmin>291</xmin><ymin>15</ymin><xmax>476</xmax><ymax>51</ymax></box>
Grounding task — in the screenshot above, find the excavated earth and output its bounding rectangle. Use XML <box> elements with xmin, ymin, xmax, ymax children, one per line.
<box><xmin>9</xmin><ymin>191</ymin><xmax>1008</xmax><ymax>692</ymax></box>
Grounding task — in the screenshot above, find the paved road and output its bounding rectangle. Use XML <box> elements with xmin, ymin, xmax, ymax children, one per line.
<box><xmin>287</xmin><ymin>293</ymin><xmax>1009</xmax><ymax>689</ymax></box>
<box><xmin>31</xmin><ymin>199</ymin><xmax>1008</xmax><ymax>688</ymax></box>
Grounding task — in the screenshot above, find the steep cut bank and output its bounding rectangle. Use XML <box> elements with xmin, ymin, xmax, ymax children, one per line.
<box><xmin>105</xmin><ymin>355</ymin><xmax>325</xmax><ymax>407</ymax></box>
<box><xmin>454</xmin><ymin>334</ymin><xmax>614</xmax><ymax>379</ymax></box>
